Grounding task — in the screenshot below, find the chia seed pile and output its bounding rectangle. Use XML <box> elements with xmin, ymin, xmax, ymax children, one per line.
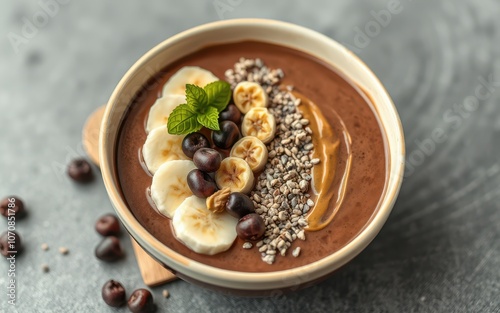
<box><xmin>225</xmin><ymin>58</ymin><xmax>320</xmax><ymax>264</ymax></box>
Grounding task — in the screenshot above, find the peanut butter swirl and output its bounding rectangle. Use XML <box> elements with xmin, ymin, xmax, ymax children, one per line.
<box><xmin>294</xmin><ymin>92</ymin><xmax>353</xmax><ymax>231</ymax></box>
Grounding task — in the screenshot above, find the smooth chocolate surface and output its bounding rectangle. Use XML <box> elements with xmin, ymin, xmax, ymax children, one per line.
<box><xmin>116</xmin><ymin>41</ymin><xmax>386</xmax><ymax>272</ymax></box>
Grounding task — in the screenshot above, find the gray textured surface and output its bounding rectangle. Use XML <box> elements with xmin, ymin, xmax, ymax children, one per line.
<box><xmin>1</xmin><ymin>0</ymin><xmax>500</xmax><ymax>312</ymax></box>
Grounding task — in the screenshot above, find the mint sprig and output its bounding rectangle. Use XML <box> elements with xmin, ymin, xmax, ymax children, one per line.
<box><xmin>197</xmin><ymin>106</ymin><xmax>220</xmax><ymax>130</ymax></box>
<box><xmin>167</xmin><ymin>104</ymin><xmax>202</xmax><ymax>134</ymax></box>
<box><xmin>185</xmin><ymin>84</ymin><xmax>208</xmax><ymax>109</ymax></box>
<box><xmin>204</xmin><ymin>81</ymin><xmax>231</xmax><ymax>112</ymax></box>
<box><xmin>167</xmin><ymin>81</ymin><xmax>231</xmax><ymax>135</ymax></box>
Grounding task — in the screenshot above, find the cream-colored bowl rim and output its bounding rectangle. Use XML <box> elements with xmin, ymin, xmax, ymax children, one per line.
<box><xmin>100</xmin><ymin>18</ymin><xmax>405</xmax><ymax>291</ymax></box>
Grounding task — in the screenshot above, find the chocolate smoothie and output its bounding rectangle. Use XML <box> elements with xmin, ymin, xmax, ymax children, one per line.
<box><xmin>116</xmin><ymin>41</ymin><xmax>386</xmax><ymax>272</ymax></box>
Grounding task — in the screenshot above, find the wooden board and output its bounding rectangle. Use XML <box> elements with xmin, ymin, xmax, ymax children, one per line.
<box><xmin>83</xmin><ymin>105</ymin><xmax>177</xmax><ymax>286</ymax></box>
<box><xmin>131</xmin><ymin>239</ymin><xmax>177</xmax><ymax>286</ymax></box>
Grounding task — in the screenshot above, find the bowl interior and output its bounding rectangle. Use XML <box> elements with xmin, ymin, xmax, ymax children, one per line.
<box><xmin>100</xmin><ymin>19</ymin><xmax>405</xmax><ymax>291</ymax></box>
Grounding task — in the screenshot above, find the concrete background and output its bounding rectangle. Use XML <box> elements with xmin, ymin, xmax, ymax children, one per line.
<box><xmin>1</xmin><ymin>0</ymin><xmax>499</xmax><ymax>312</ymax></box>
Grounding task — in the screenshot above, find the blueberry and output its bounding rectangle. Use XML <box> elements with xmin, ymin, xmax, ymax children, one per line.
<box><xmin>95</xmin><ymin>214</ymin><xmax>121</xmax><ymax>237</ymax></box>
<box><xmin>187</xmin><ymin>169</ymin><xmax>218</xmax><ymax>198</ymax></box>
<box><xmin>193</xmin><ymin>148</ymin><xmax>222</xmax><ymax>173</ymax></box>
<box><xmin>67</xmin><ymin>158</ymin><xmax>93</xmax><ymax>183</ymax></box>
<box><xmin>102</xmin><ymin>279</ymin><xmax>126</xmax><ymax>307</ymax></box>
<box><xmin>236</xmin><ymin>213</ymin><xmax>265</xmax><ymax>241</ymax></box>
<box><xmin>219</xmin><ymin>104</ymin><xmax>241</xmax><ymax>124</ymax></box>
<box><xmin>95</xmin><ymin>236</ymin><xmax>124</xmax><ymax>262</ymax></box>
<box><xmin>225</xmin><ymin>192</ymin><xmax>255</xmax><ymax>218</ymax></box>
<box><xmin>0</xmin><ymin>196</ymin><xmax>25</xmax><ymax>218</ymax></box>
<box><xmin>0</xmin><ymin>231</ymin><xmax>22</xmax><ymax>258</ymax></box>
<box><xmin>128</xmin><ymin>289</ymin><xmax>155</xmax><ymax>313</ymax></box>
<box><xmin>182</xmin><ymin>132</ymin><xmax>210</xmax><ymax>158</ymax></box>
<box><xmin>212</xmin><ymin>121</ymin><xmax>240</xmax><ymax>149</ymax></box>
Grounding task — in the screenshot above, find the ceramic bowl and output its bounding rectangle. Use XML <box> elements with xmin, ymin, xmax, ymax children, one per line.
<box><xmin>99</xmin><ymin>18</ymin><xmax>405</xmax><ymax>295</ymax></box>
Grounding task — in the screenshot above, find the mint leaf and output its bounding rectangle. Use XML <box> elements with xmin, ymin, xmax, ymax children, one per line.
<box><xmin>204</xmin><ymin>81</ymin><xmax>231</xmax><ymax>112</ymax></box>
<box><xmin>167</xmin><ymin>104</ymin><xmax>202</xmax><ymax>134</ymax></box>
<box><xmin>185</xmin><ymin>84</ymin><xmax>208</xmax><ymax>111</ymax></box>
<box><xmin>197</xmin><ymin>106</ymin><xmax>220</xmax><ymax>130</ymax></box>
<box><xmin>167</xmin><ymin>80</ymin><xmax>231</xmax><ymax>134</ymax></box>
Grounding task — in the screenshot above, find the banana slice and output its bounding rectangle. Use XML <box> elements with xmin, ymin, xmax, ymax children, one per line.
<box><xmin>162</xmin><ymin>66</ymin><xmax>219</xmax><ymax>96</ymax></box>
<box><xmin>215</xmin><ymin>157</ymin><xmax>254</xmax><ymax>194</ymax></box>
<box><xmin>146</xmin><ymin>94</ymin><xmax>185</xmax><ymax>133</ymax></box>
<box><xmin>233</xmin><ymin>81</ymin><xmax>268</xmax><ymax>113</ymax></box>
<box><xmin>241</xmin><ymin>107</ymin><xmax>276</xmax><ymax>144</ymax></box>
<box><xmin>230</xmin><ymin>137</ymin><xmax>268</xmax><ymax>173</ymax></box>
<box><xmin>172</xmin><ymin>195</ymin><xmax>238</xmax><ymax>255</ymax></box>
<box><xmin>142</xmin><ymin>127</ymin><xmax>189</xmax><ymax>174</ymax></box>
<box><xmin>151</xmin><ymin>160</ymin><xmax>196</xmax><ymax>218</ymax></box>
